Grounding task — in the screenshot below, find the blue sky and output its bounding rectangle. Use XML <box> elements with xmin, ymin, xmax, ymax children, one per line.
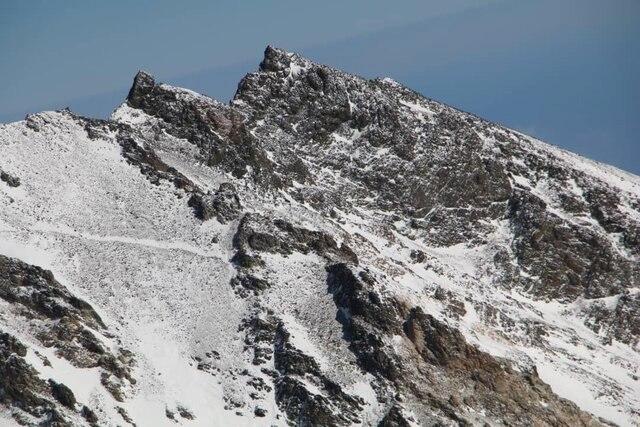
<box><xmin>1</xmin><ymin>0</ymin><xmax>638</xmax><ymax>173</ymax></box>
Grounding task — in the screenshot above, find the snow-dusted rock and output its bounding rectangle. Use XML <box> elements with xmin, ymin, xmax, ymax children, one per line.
<box><xmin>0</xmin><ymin>46</ymin><xmax>638</xmax><ymax>426</ymax></box>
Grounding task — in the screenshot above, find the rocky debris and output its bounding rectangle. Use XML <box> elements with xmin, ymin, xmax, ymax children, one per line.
<box><xmin>230</xmin><ymin>249</ymin><xmax>265</xmax><ymax>270</ymax></box>
<box><xmin>409</xmin><ymin>249</ymin><xmax>427</xmax><ymax>264</ymax></box>
<box><xmin>0</xmin><ymin>169</ymin><xmax>20</xmax><ymax>187</ymax></box>
<box><xmin>193</xmin><ymin>351</ymin><xmax>222</xmax><ymax>376</ymax></box>
<box><xmin>117</xmin><ymin>406</ymin><xmax>136</xmax><ymax>426</ymax></box>
<box><xmin>23</xmin><ymin>110</ymin><xmax>78</xmax><ymax>134</ymax></box>
<box><xmin>230</xmin><ymin>273</ymin><xmax>271</xmax><ymax>298</ymax></box>
<box><xmin>433</xmin><ymin>287</ymin><xmax>467</xmax><ymax>320</ymax></box>
<box><xmin>177</xmin><ymin>406</ymin><xmax>195</xmax><ymax>420</ymax></box>
<box><xmin>69</xmin><ymin>110</ymin><xmax>123</xmax><ymax>141</ymax></box>
<box><xmin>165</xmin><ymin>408</ymin><xmax>175</xmax><ymax>420</ymax></box>
<box><xmin>233</xmin><ymin>213</ymin><xmax>358</xmax><ymax>265</ymax></box>
<box><xmin>239</xmin><ymin>310</ymin><xmax>278</xmax><ymax>366</ymax></box>
<box><xmin>188</xmin><ymin>182</ymin><xmax>242</xmax><ymax>223</ymax></box>
<box><xmin>225</xmin><ymin>308</ymin><xmax>279</xmax><ymax>415</ymax></box>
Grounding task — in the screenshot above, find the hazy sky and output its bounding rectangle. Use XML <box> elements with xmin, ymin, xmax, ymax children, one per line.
<box><xmin>1</xmin><ymin>0</ymin><xmax>638</xmax><ymax>173</ymax></box>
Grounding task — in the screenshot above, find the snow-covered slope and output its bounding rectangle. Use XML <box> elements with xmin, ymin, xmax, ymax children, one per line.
<box><xmin>0</xmin><ymin>47</ymin><xmax>638</xmax><ymax>426</ymax></box>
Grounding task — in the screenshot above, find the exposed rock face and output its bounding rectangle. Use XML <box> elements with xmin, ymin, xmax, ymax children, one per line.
<box><xmin>402</xmin><ymin>307</ymin><xmax>597</xmax><ymax>426</ymax></box>
<box><xmin>234</xmin><ymin>47</ymin><xmax>514</xmax><ymax>245</ymax></box>
<box><xmin>326</xmin><ymin>263</ymin><xmax>403</xmax><ymax>386</ymax></box>
<box><xmin>583</xmin><ymin>290</ymin><xmax>640</xmax><ymax>347</ymax></box>
<box><xmin>0</xmin><ymin>46</ymin><xmax>638</xmax><ymax>425</ymax></box>
<box><xmin>0</xmin><ymin>256</ymin><xmax>105</xmax><ymax>330</ymax></box>
<box><xmin>116</xmin><ymin>132</ymin><xmax>199</xmax><ymax>194</ymax></box>
<box><xmin>0</xmin><ymin>256</ymin><xmax>135</xmax><ymax>424</ymax></box>
<box><xmin>507</xmin><ymin>190</ymin><xmax>639</xmax><ymax>301</ymax></box>
<box><xmin>326</xmin><ymin>263</ymin><xmax>599</xmax><ymax>426</ymax></box>
<box><xmin>0</xmin><ymin>332</ymin><xmax>54</xmax><ymax>421</ymax></box>
<box><xmin>126</xmin><ymin>70</ymin><xmax>276</xmax><ymax>185</ymax></box>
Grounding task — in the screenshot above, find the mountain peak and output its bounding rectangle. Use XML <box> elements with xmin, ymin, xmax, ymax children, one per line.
<box><xmin>126</xmin><ymin>70</ymin><xmax>156</xmax><ymax>107</ymax></box>
<box><xmin>2</xmin><ymin>46</ymin><xmax>638</xmax><ymax>426</ymax></box>
<box><xmin>259</xmin><ymin>45</ymin><xmax>296</xmax><ymax>72</ymax></box>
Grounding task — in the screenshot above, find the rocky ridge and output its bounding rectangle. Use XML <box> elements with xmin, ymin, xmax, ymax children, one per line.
<box><xmin>0</xmin><ymin>46</ymin><xmax>638</xmax><ymax>426</ymax></box>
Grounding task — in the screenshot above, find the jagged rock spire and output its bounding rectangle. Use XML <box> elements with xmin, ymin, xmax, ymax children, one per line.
<box><xmin>126</xmin><ymin>70</ymin><xmax>155</xmax><ymax>108</ymax></box>
<box><xmin>259</xmin><ymin>45</ymin><xmax>292</xmax><ymax>72</ymax></box>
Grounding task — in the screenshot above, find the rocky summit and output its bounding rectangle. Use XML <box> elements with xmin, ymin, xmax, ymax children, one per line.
<box><xmin>0</xmin><ymin>46</ymin><xmax>638</xmax><ymax>426</ymax></box>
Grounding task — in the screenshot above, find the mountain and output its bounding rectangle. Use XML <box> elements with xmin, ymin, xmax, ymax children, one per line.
<box><xmin>0</xmin><ymin>46</ymin><xmax>638</xmax><ymax>426</ymax></box>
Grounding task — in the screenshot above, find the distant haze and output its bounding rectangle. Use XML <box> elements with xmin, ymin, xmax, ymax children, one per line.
<box><xmin>1</xmin><ymin>0</ymin><xmax>638</xmax><ymax>173</ymax></box>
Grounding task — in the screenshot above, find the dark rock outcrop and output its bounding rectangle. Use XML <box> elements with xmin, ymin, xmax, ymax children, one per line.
<box><xmin>0</xmin><ymin>332</ymin><xmax>70</xmax><ymax>425</ymax></box>
<box><xmin>0</xmin><ymin>170</ymin><xmax>20</xmax><ymax>187</ymax></box>
<box><xmin>188</xmin><ymin>182</ymin><xmax>242</xmax><ymax>223</ymax></box>
<box><xmin>48</xmin><ymin>380</ymin><xmax>76</xmax><ymax>409</ymax></box>
<box><xmin>0</xmin><ymin>255</ymin><xmax>104</xmax><ymax>329</ymax></box>
<box><xmin>230</xmin><ymin>273</ymin><xmax>271</xmax><ymax>297</ymax></box>
<box><xmin>377</xmin><ymin>405</ymin><xmax>412</xmax><ymax>427</ymax></box>
<box><xmin>127</xmin><ymin>71</ymin><xmax>277</xmax><ymax>185</ymax></box>
<box><xmin>233</xmin><ymin>214</ymin><xmax>358</xmax><ymax>265</ymax></box>
<box><xmin>402</xmin><ymin>307</ymin><xmax>599</xmax><ymax>426</ymax></box>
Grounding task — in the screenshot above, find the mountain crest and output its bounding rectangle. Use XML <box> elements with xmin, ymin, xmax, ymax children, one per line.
<box><xmin>0</xmin><ymin>47</ymin><xmax>639</xmax><ymax>426</ymax></box>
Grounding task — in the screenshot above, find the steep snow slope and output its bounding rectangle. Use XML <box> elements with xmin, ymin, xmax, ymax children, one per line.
<box><xmin>0</xmin><ymin>47</ymin><xmax>638</xmax><ymax>426</ymax></box>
